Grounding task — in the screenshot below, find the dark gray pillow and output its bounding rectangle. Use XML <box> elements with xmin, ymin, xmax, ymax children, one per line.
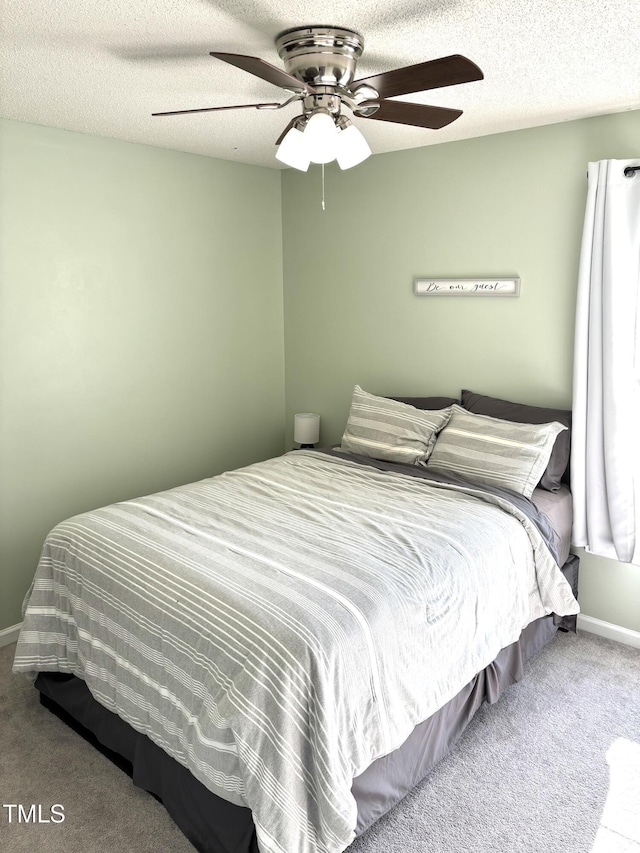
<box><xmin>461</xmin><ymin>389</ymin><xmax>571</xmax><ymax>491</ymax></box>
<box><xmin>391</xmin><ymin>396</ymin><xmax>460</xmax><ymax>410</ymax></box>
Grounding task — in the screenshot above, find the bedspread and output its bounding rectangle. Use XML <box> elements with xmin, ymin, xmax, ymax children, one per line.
<box><xmin>13</xmin><ymin>450</ymin><xmax>579</xmax><ymax>853</ymax></box>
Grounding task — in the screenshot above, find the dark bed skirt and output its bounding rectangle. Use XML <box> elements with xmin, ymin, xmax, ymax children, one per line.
<box><xmin>35</xmin><ymin>554</ymin><xmax>579</xmax><ymax>853</ymax></box>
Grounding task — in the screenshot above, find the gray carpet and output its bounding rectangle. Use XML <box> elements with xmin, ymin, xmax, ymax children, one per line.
<box><xmin>2</xmin><ymin>630</ymin><xmax>639</xmax><ymax>853</ymax></box>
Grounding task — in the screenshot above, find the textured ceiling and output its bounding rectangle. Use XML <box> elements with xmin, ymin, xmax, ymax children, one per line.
<box><xmin>1</xmin><ymin>0</ymin><xmax>639</xmax><ymax>169</ymax></box>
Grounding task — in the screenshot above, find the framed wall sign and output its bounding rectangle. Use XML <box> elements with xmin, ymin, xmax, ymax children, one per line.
<box><xmin>413</xmin><ymin>277</ymin><xmax>521</xmax><ymax>297</ymax></box>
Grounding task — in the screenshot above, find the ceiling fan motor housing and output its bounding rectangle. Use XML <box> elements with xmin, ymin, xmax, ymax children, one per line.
<box><xmin>276</xmin><ymin>26</ymin><xmax>364</xmax><ymax>90</ymax></box>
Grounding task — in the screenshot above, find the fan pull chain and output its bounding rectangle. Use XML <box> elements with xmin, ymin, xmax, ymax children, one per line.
<box><xmin>321</xmin><ymin>163</ymin><xmax>325</xmax><ymax>212</ymax></box>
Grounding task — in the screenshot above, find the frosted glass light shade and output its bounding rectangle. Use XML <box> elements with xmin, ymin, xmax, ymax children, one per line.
<box><xmin>275</xmin><ymin>127</ymin><xmax>311</xmax><ymax>171</ymax></box>
<box><xmin>304</xmin><ymin>112</ymin><xmax>338</xmax><ymax>164</ymax></box>
<box><xmin>336</xmin><ymin>124</ymin><xmax>372</xmax><ymax>170</ymax></box>
<box><xmin>294</xmin><ymin>413</ymin><xmax>320</xmax><ymax>446</ymax></box>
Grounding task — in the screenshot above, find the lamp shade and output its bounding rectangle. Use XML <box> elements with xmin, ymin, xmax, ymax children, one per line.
<box><xmin>275</xmin><ymin>126</ymin><xmax>311</xmax><ymax>172</ymax></box>
<box><xmin>336</xmin><ymin>124</ymin><xmax>372</xmax><ymax>170</ymax></box>
<box><xmin>304</xmin><ymin>111</ymin><xmax>338</xmax><ymax>164</ymax></box>
<box><xmin>294</xmin><ymin>413</ymin><xmax>320</xmax><ymax>446</ymax></box>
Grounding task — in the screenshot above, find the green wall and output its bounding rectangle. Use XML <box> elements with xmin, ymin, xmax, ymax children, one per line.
<box><xmin>282</xmin><ymin>109</ymin><xmax>640</xmax><ymax>632</ymax></box>
<box><xmin>2</xmin><ymin>110</ymin><xmax>639</xmax><ymax>636</ymax></box>
<box><xmin>0</xmin><ymin>118</ymin><xmax>285</xmax><ymax>630</ymax></box>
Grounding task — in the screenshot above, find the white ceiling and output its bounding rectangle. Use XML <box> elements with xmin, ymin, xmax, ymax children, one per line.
<box><xmin>1</xmin><ymin>0</ymin><xmax>639</xmax><ymax>170</ymax></box>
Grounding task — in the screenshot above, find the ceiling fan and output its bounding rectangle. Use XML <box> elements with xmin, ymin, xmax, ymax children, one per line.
<box><xmin>152</xmin><ymin>26</ymin><xmax>483</xmax><ymax>171</ymax></box>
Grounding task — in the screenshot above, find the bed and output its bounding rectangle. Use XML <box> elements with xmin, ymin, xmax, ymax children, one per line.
<box><xmin>13</xmin><ymin>388</ymin><xmax>579</xmax><ymax>853</ymax></box>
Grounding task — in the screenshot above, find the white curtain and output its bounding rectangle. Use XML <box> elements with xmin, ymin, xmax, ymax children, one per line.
<box><xmin>571</xmin><ymin>159</ymin><xmax>640</xmax><ymax>563</ymax></box>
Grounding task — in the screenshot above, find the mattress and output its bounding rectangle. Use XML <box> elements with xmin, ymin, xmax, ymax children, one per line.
<box><xmin>531</xmin><ymin>484</ymin><xmax>573</xmax><ymax>567</ymax></box>
<box><xmin>14</xmin><ymin>449</ymin><xmax>579</xmax><ymax>853</ymax></box>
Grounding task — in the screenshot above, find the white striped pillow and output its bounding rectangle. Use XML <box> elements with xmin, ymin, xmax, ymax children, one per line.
<box><xmin>340</xmin><ymin>386</ymin><xmax>452</xmax><ymax>465</ymax></box>
<box><xmin>426</xmin><ymin>404</ymin><xmax>568</xmax><ymax>498</ymax></box>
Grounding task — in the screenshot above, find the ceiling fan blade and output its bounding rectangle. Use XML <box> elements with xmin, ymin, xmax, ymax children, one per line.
<box><xmin>152</xmin><ymin>102</ymin><xmax>281</xmax><ymax>117</ymax></box>
<box><xmin>359</xmin><ymin>100</ymin><xmax>463</xmax><ymax>129</ymax></box>
<box><xmin>210</xmin><ymin>52</ymin><xmax>311</xmax><ymax>94</ymax></box>
<box><xmin>352</xmin><ymin>55</ymin><xmax>483</xmax><ymax>99</ymax></box>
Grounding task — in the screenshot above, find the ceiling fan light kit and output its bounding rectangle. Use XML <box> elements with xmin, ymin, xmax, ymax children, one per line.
<box><xmin>275</xmin><ymin>113</ymin><xmax>371</xmax><ymax>172</ymax></box>
<box><xmin>303</xmin><ymin>110</ymin><xmax>339</xmax><ymax>164</ymax></box>
<box><xmin>335</xmin><ymin>123</ymin><xmax>372</xmax><ymax>170</ymax></box>
<box><xmin>275</xmin><ymin>125</ymin><xmax>310</xmax><ymax>171</ymax></box>
<box><xmin>153</xmin><ymin>25</ymin><xmax>483</xmax><ymax>172</ymax></box>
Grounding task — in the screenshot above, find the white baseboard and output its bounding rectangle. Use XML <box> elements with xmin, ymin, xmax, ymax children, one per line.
<box><xmin>578</xmin><ymin>614</ymin><xmax>640</xmax><ymax>649</ymax></box>
<box><xmin>0</xmin><ymin>622</ymin><xmax>22</xmax><ymax>648</ymax></box>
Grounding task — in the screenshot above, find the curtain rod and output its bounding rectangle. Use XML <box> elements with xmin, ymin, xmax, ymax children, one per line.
<box><xmin>586</xmin><ymin>165</ymin><xmax>639</xmax><ymax>178</ymax></box>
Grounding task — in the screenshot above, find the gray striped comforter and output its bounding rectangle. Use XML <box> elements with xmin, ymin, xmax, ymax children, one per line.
<box><xmin>14</xmin><ymin>451</ymin><xmax>579</xmax><ymax>853</ymax></box>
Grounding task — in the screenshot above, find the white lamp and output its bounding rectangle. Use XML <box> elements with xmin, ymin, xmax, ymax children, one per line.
<box><xmin>294</xmin><ymin>413</ymin><xmax>320</xmax><ymax>448</ymax></box>
<box><xmin>303</xmin><ymin>111</ymin><xmax>338</xmax><ymax>164</ymax></box>
<box><xmin>275</xmin><ymin>126</ymin><xmax>311</xmax><ymax>172</ymax></box>
<box><xmin>336</xmin><ymin>123</ymin><xmax>372</xmax><ymax>170</ymax></box>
